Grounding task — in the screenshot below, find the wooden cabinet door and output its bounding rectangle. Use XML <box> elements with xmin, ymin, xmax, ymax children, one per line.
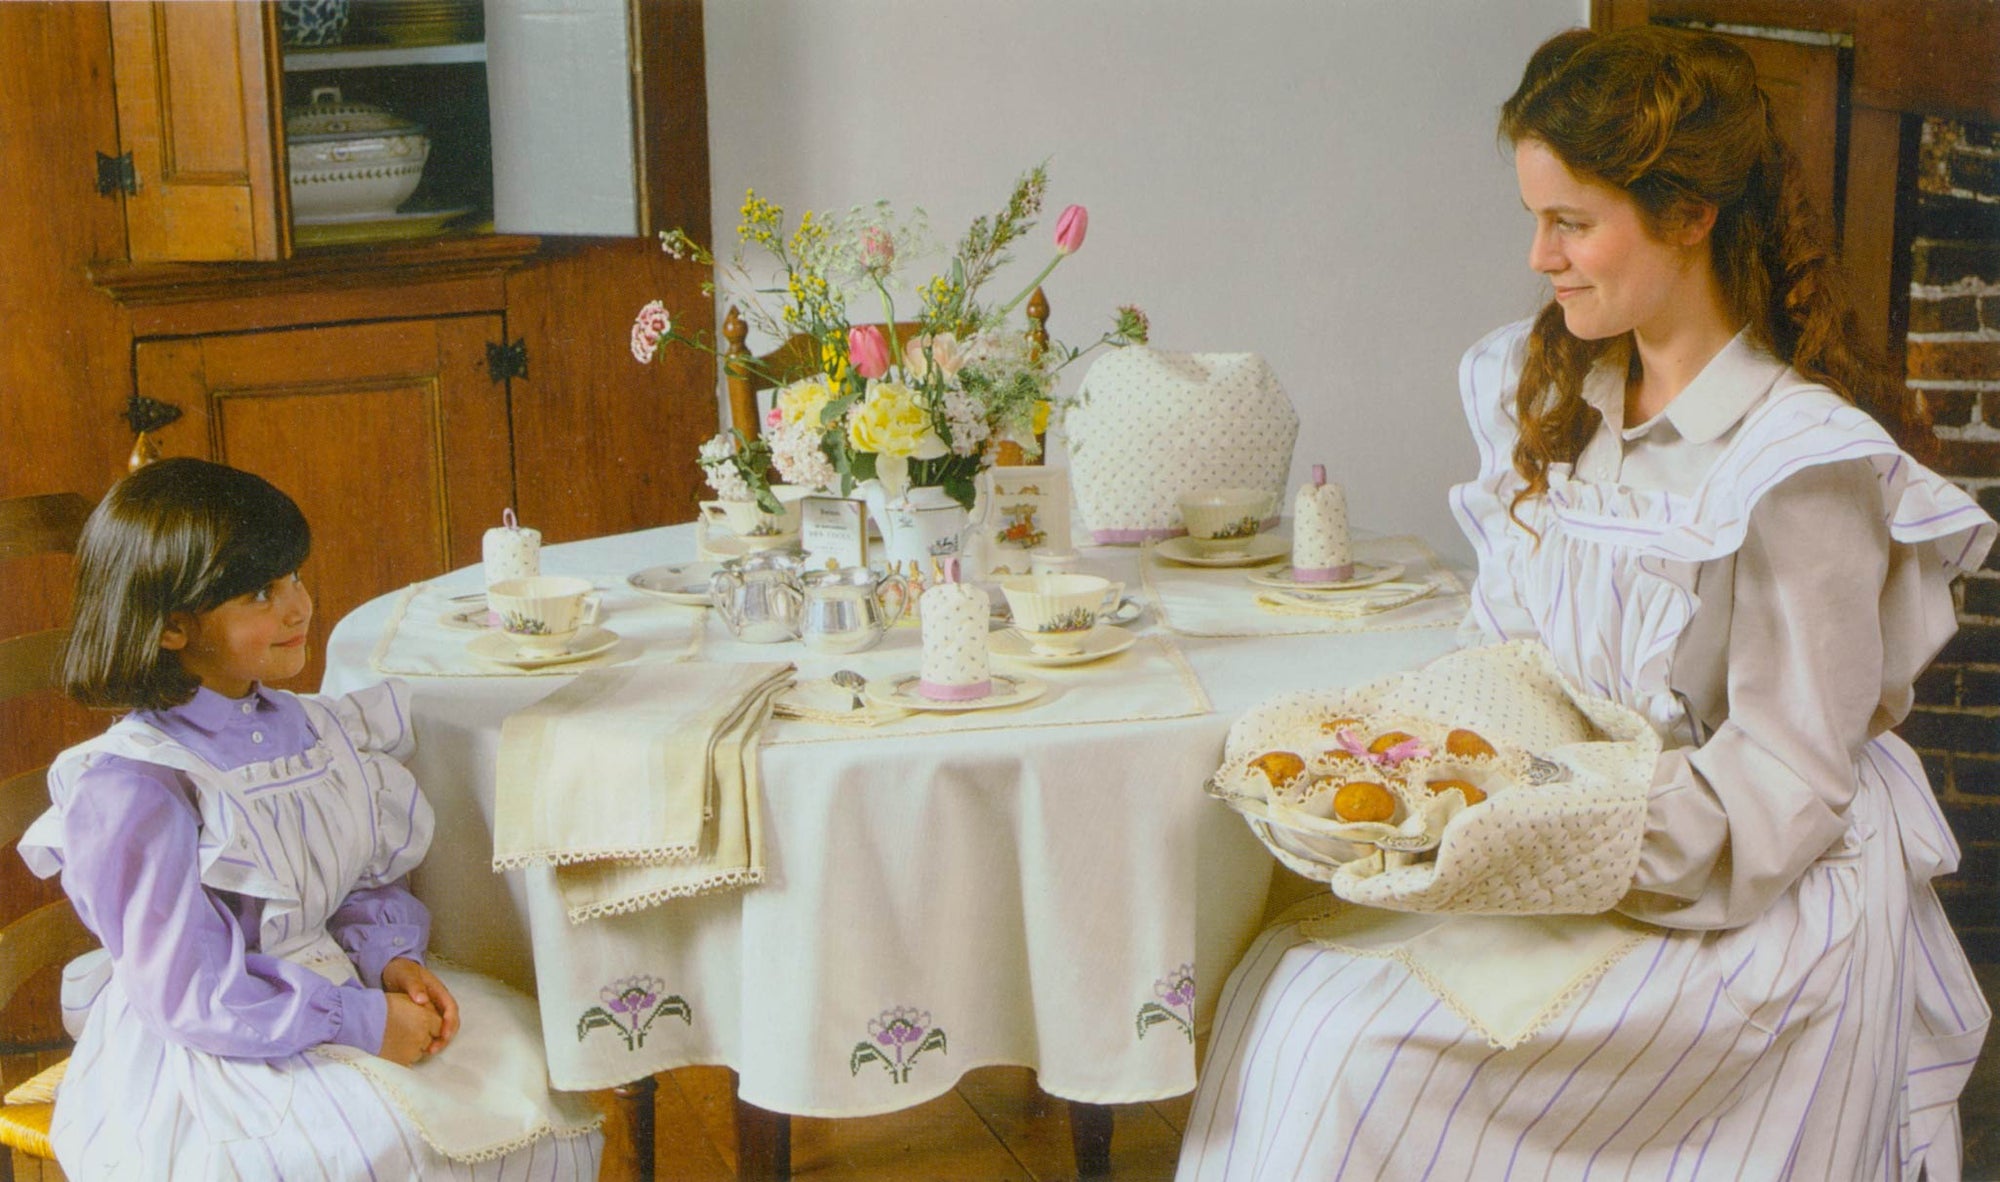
<box><xmin>109</xmin><ymin>0</ymin><xmax>286</xmax><ymax>261</ymax></box>
<box><xmin>135</xmin><ymin>316</ymin><xmax>511</xmax><ymax>689</ymax></box>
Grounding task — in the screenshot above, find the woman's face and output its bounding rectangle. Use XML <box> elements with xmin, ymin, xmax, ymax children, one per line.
<box><xmin>1514</xmin><ymin>139</ymin><xmax>1704</xmax><ymax>342</ymax></box>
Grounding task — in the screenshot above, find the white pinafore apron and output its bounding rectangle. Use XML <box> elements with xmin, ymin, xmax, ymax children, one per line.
<box><xmin>1178</xmin><ymin>325</ymin><xmax>1993</xmax><ymax>1181</ymax></box>
<box><xmin>23</xmin><ymin>687</ymin><xmax>603</xmax><ymax>1181</ymax></box>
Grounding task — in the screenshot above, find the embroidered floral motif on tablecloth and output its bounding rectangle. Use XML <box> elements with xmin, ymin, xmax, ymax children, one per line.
<box><xmin>850</xmin><ymin>1006</ymin><xmax>948</xmax><ymax>1084</ymax></box>
<box><xmin>576</xmin><ymin>975</ymin><xmax>691</xmax><ymax>1051</ymax></box>
<box><xmin>1136</xmin><ymin>965</ymin><xmax>1195</xmax><ymax>1042</ymax></box>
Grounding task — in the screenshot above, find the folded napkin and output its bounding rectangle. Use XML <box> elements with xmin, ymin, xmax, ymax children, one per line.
<box><xmin>492</xmin><ymin>661</ymin><xmax>793</xmax><ymax>921</ymax></box>
<box><xmin>1253</xmin><ymin>580</ymin><xmax>1438</xmax><ymax>619</ymax></box>
<box><xmin>772</xmin><ymin>677</ymin><xmax>914</xmax><ymax>727</ymax></box>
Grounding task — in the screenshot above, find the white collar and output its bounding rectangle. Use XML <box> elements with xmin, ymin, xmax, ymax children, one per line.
<box><xmin>1580</xmin><ymin>328</ymin><xmax>1786</xmax><ymax>444</ymax></box>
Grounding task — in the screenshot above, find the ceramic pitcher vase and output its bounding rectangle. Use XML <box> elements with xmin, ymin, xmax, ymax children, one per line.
<box><xmin>858</xmin><ymin>481</ymin><xmax>988</xmax><ymax>583</ymax></box>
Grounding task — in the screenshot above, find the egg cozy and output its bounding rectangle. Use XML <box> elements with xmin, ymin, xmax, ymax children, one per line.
<box><xmin>1209</xmin><ymin>640</ymin><xmax>1658</xmax><ymax>916</ymax></box>
<box><xmin>1063</xmin><ymin>349</ymin><xmax>1297</xmax><ymax>543</ymax></box>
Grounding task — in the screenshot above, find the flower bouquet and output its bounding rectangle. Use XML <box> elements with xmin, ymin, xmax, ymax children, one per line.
<box><xmin>632</xmin><ymin>165</ymin><xmax>1147</xmax><ymax>518</ymax></box>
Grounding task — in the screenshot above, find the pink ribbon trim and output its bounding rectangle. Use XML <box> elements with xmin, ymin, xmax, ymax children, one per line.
<box><xmin>918</xmin><ymin>678</ymin><xmax>992</xmax><ymax>701</ymax></box>
<box><xmin>1291</xmin><ymin>563</ymin><xmax>1356</xmax><ymax>583</ymax></box>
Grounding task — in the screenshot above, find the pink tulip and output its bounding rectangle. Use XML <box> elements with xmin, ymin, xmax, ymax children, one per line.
<box><xmin>766</xmin><ymin>406</ymin><xmax>784</xmax><ymax>430</ymax></box>
<box><xmin>848</xmin><ymin>325</ymin><xmax>891</xmax><ymax>380</ymax></box>
<box><xmin>1054</xmin><ymin>204</ymin><xmax>1088</xmax><ymax>254</ymax></box>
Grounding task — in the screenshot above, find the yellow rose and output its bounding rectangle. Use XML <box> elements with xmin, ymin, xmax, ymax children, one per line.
<box><xmin>847</xmin><ymin>381</ymin><xmax>946</xmax><ymax>459</ymax></box>
<box><xmin>776</xmin><ymin>376</ymin><xmax>837</xmax><ymax>430</ymax></box>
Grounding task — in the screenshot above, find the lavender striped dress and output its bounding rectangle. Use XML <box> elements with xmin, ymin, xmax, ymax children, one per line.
<box><xmin>1178</xmin><ymin>322</ymin><xmax>1995</xmax><ymax>1181</ymax></box>
<box><xmin>22</xmin><ymin>684</ymin><xmax>603</xmax><ymax>1180</ymax></box>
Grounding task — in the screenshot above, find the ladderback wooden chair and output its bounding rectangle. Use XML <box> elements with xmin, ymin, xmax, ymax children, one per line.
<box><xmin>721</xmin><ymin>288</ymin><xmax>1051</xmax><ymax>467</ymax></box>
<box><xmin>0</xmin><ymin>492</ymin><xmax>97</xmax><ymax>1182</ymax></box>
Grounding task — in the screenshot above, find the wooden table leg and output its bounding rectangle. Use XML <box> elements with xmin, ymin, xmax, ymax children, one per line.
<box><xmin>611</xmin><ymin>1074</ymin><xmax>658</xmax><ymax>1182</ymax></box>
<box><xmin>735</xmin><ymin>1095</ymin><xmax>791</xmax><ymax>1181</ymax></box>
<box><xmin>1069</xmin><ymin>1100</ymin><xmax>1114</xmax><ymax>1179</ymax></box>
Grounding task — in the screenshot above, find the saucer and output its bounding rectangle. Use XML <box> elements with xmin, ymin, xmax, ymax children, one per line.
<box><xmin>991</xmin><ymin>624</ymin><xmax>1137</xmax><ymax>667</ymax></box>
<box><xmin>703</xmin><ymin>531</ymin><xmax>799</xmax><ymax>559</ymax></box>
<box><xmin>1154</xmin><ymin>534</ymin><xmax>1288</xmax><ymax>567</ymax></box>
<box><xmin>1247</xmin><ymin>560</ymin><xmax>1404</xmax><ymax>592</ymax></box>
<box><xmin>867</xmin><ymin>671</ymin><xmax>1048</xmax><ymax>713</ymax></box>
<box><xmin>466</xmin><ymin>625</ymin><xmax>620</xmax><ymax>669</ymax></box>
<box><xmin>628</xmin><ymin>562</ymin><xmax>721</xmax><ymax>606</ymax></box>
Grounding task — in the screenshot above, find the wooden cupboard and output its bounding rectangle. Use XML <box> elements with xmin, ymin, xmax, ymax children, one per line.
<box><xmin>80</xmin><ymin>0</ymin><xmax>719</xmax><ymax>690</ymax></box>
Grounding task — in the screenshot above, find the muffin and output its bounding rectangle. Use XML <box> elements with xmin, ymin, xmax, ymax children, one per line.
<box><xmin>1445</xmin><ymin>728</ymin><xmax>1497</xmax><ymax>759</ymax></box>
<box><xmin>1332</xmin><ymin>780</ymin><xmax>1398</xmax><ymax>823</ymax></box>
<box><xmin>1250</xmin><ymin>751</ymin><xmax>1307</xmax><ymax>788</ymax></box>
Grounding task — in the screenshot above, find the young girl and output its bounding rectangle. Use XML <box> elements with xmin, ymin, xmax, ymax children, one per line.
<box><xmin>1178</xmin><ymin>25</ymin><xmax>1994</xmax><ymax>1180</ymax></box>
<box><xmin>20</xmin><ymin>458</ymin><xmax>604</xmax><ymax>1179</ymax></box>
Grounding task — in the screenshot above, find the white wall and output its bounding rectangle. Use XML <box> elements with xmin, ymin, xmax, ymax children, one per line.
<box><xmin>705</xmin><ymin>0</ymin><xmax>1586</xmax><ymax>561</ymax></box>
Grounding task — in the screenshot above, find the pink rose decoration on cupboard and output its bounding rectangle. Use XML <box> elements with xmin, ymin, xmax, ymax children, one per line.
<box><xmin>1054</xmin><ymin>205</ymin><xmax>1088</xmax><ymax>254</ymax></box>
<box><xmin>848</xmin><ymin>325</ymin><xmax>891</xmax><ymax>380</ymax></box>
<box><xmin>630</xmin><ymin>300</ymin><xmax>670</xmax><ymax>364</ymax></box>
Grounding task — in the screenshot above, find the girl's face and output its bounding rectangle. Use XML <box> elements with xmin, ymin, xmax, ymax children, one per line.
<box><xmin>161</xmin><ymin>572</ymin><xmax>313</xmax><ymax>699</ymax></box>
<box><xmin>1514</xmin><ymin>138</ymin><xmax>1710</xmax><ymax>343</ymax></box>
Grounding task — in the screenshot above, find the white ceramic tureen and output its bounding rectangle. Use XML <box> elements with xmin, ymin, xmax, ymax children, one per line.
<box><xmin>285</xmin><ymin>86</ymin><xmax>431</xmax><ymax>223</ymax></box>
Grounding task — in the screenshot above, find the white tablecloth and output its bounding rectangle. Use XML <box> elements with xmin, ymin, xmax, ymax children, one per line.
<box><xmin>321</xmin><ymin>523</ymin><xmax>1459</xmax><ymax>1115</ymax></box>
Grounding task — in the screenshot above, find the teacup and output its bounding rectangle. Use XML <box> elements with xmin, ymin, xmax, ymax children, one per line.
<box><xmin>1179</xmin><ymin>487</ymin><xmax>1272</xmax><ymax>556</ymax></box>
<box><xmin>999</xmin><ymin>573</ymin><xmax>1125</xmax><ymax>656</ymax></box>
<box><xmin>700</xmin><ymin>484</ymin><xmax>809</xmax><ymax>541</ymax></box>
<box><xmin>487</xmin><ymin>576</ymin><xmax>601</xmax><ymax>655</ymax></box>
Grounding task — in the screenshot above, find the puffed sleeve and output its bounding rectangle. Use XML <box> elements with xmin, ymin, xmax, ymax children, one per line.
<box><xmin>327</xmin><ymin>881</ymin><xmax>431</xmax><ymax>988</ymax></box>
<box><xmin>60</xmin><ymin>755</ymin><xmax>388</xmax><ymax>1056</ymax></box>
<box><xmin>1617</xmin><ymin>459</ymin><xmax>1888</xmax><ymax>930</ymax></box>
<box><xmin>305</xmin><ymin>680</ymin><xmax>434</xmax><ymax>887</ymax></box>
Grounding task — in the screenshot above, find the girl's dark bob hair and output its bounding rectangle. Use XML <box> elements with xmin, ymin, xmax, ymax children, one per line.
<box><xmin>63</xmin><ymin>458</ymin><xmax>310</xmax><ymax>711</ymax></box>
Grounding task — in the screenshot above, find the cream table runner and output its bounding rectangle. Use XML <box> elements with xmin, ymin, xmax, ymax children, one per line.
<box><xmin>1143</xmin><ymin>533</ymin><xmax>1467</xmax><ymax>637</ymax></box>
<box><xmin>492</xmin><ymin>661</ymin><xmax>792</xmax><ymax>921</ymax></box>
<box><xmin>763</xmin><ymin>633</ymin><xmax>1210</xmax><ymax>744</ymax></box>
<box><xmin>370</xmin><ymin>578</ymin><xmax>703</xmax><ymax>676</ymax></box>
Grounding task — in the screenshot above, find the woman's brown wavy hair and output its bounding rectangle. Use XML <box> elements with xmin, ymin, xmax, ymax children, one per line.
<box><xmin>1497</xmin><ymin>25</ymin><xmax>1925</xmax><ymax>523</ymax></box>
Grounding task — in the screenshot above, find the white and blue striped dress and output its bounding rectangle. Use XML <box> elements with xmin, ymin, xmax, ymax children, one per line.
<box><xmin>1178</xmin><ymin>322</ymin><xmax>1995</xmax><ymax>1181</ymax></box>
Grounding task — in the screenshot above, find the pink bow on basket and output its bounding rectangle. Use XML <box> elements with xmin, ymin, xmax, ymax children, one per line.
<box><xmin>1331</xmin><ymin>726</ymin><xmax>1431</xmax><ymax>768</ymax></box>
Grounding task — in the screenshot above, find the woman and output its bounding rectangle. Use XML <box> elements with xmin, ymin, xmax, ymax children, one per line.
<box><xmin>1178</xmin><ymin>26</ymin><xmax>1993</xmax><ymax>1180</ymax></box>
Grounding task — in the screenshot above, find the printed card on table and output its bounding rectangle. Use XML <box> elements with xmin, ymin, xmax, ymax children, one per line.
<box><xmin>800</xmin><ymin>495</ymin><xmax>869</xmax><ymax>571</ymax></box>
<box><xmin>981</xmin><ymin>466</ymin><xmax>1071</xmax><ymax>577</ymax></box>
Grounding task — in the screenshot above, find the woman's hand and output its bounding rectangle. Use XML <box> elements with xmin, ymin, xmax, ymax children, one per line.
<box><xmin>382</xmin><ymin>957</ymin><xmax>460</xmax><ymax>1056</ymax></box>
<box><xmin>381</xmin><ymin>991</ymin><xmax>443</xmax><ymax>1066</ymax></box>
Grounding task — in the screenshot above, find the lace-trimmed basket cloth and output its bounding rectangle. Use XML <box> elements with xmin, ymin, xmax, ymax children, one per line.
<box><xmin>1212</xmin><ymin>639</ymin><xmax>1659</xmax><ymax>915</ymax></box>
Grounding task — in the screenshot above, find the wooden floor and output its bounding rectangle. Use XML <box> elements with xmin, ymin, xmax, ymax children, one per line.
<box><xmin>598</xmin><ymin>1067</ymin><xmax>1191</xmax><ymax>1182</ymax></box>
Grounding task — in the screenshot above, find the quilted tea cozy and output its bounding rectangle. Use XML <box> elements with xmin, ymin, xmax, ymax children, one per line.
<box><xmin>1209</xmin><ymin>640</ymin><xmax>1659</xmax><ymax>916</ymax></box>
<box><xmin>1064</xmin><ymin>349</ymin><xmax>1297</xmax><ymax>543</ymax></box>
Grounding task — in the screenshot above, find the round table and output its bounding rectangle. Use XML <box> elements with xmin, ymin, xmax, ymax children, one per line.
<box><xmin>321</xmin><ymin>522</ymin><xmax>1458</xmax><ymax>1116</ymax></box>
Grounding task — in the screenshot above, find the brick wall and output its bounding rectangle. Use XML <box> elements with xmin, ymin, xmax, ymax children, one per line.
<box><xmin>1905</xmin><ymin>116</ymin><xmax>2000</xmax><ymax>961</ymax></box>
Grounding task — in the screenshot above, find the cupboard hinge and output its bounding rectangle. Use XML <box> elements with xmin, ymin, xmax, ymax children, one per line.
<box><xmin>96</xmin><ymin>151</ymin><xmax>137</xmax><ymax>197</ymax></box>
<box><xmin>486</xmin><ymin>339</ymin><xmax>528</xmax><ymax>383</ymax></box>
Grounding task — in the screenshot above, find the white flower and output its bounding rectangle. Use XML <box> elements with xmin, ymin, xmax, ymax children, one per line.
<box><xmin>698</xmin><ymin>433</ymin><xmax>753</xmax><ymax>501</ymax></box>
<box><xmin>939</xmin><ymin>388</ymin><xmax>990</xmax><ymax>456</ymax></box>
<box><xmin>769</xmin><ymin>418</ymin><xmax>837</xmax><ymax>490</ymax></box>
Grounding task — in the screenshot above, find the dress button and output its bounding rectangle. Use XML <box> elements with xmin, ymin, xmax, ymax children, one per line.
<box><xmin>391</xmin><ymin>936</ymin><xmax>406</xmax><ymax>947</ymax></box>
<box><xmin>251</xmin><ymin>731</ymin><xmax>265</xmax><ymax>743</ymax></box>
<box><xmin>241</xmin><ymin>701</ymin><xmax>255</xmax><ymax>714</ymax></box>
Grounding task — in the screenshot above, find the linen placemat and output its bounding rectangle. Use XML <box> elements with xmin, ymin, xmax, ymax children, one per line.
<box><xmin>763</xmin><ymin>633</ymin><xmax>1211</xmax><ymax>744</ymax></box>
<box><xmin>491</xmin><ymin>661</ymin><xmax>792</xmax><ymax>921</ymax></box>
<box><xmin>370</xmin><ymin>578</ymin><xmax>703</xmax><ymax>677</ymax></box>
<box><xmin>1143</xmin><ymin>534</ymin><xmax>1467</xmax><ymax>638</ymax></box>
